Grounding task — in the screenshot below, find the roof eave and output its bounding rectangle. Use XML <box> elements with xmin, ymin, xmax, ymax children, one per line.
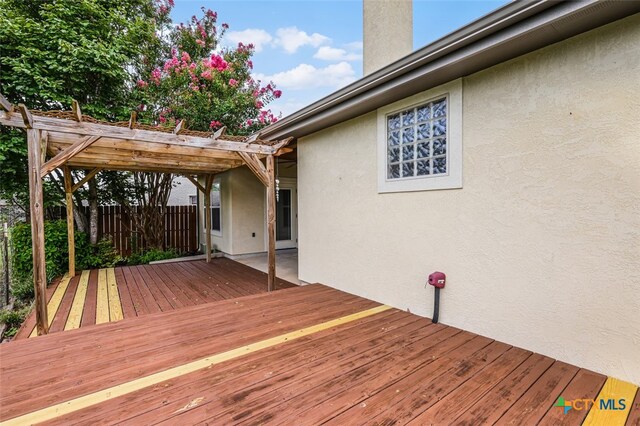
<box><xmin>261</xmin><ymin>0</ymin><xmax>640</xmax><ymax>140</ymax></box>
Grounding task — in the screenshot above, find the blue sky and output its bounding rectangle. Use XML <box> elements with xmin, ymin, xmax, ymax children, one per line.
<box><xmin>171</xmin><ymin>0</ymin><xmax>508</xmax><ymax>118</ymax></box>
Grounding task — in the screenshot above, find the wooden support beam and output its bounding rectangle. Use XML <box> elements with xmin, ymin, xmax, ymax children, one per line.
<box><xmin>212</xmin><ymin>126</ymin><xmax>226</xmax><ymax>139</ymax></box>
<box><xmin>274</xmin><ymin>147</ymin><xmax>294</xmax><ymax>157</ymax></box>
<box><xmin>18</xmin><ymin>104</ymin><xmax>33</xmax><ymax>128</ymax></box>
<box><xmin>246</xmin><ymin>131</ymin><xmax>262</xmax><ymax>143</ymax></box>
<box><xmin>173</xmin><ymin>120</ymin><xmax>184</xmax><ymax>134</ymax></box>
<box><xmin>26</xmin><ymin>129</ymin><xmax>49</xmax><ymax>335</ymax></box>
<box><xmin>266</xmin><ymin>154</ymin><xmax>276</xmax><ymax>292</ymax></box>
<box><xmin>41</xmin><ymin>135</ymin><xmax>101</xmax><ymax>176</ymax></box>
<box><xmin>71</xmin><ymin>168</ymin><xmax>101</xmax><ymax>192</ymax></box>
<box><xmin>0</xmin><ymin>93</ymin><xmax>12</xmax><ymax>111</ymax></box>
<box><xmin>40</xmin><ymin>131</ymin><xmax>48</xmax><ymax>165</ymax></box>
<box><xmin>0</xmin><ymin>111</ymin><xmax>280</xmax><ymax>154</ymax></box>
<box><xmin>184</xmin><ymin>175</ymin><xmax>205</xmax><ymax>193</ymax></box>
<box><xmin>272</xmin><ymin>136</ymin><xmax>294</xmax><ymax>151</ymax></box>
<box><xmin>71</xmin><ymin>100</ymin><xmax>82</xmax><ymax>122</ymax></box>
<box><xmin>204</xmin><ymin>175</ymin><xmax>214</xmax><ymax>263</ymax></box>
<box><xmin>128</xmin><ymin>111</ymin><xmax>137</xmax><ymax>129</ymax></box>
<box><xmin>63</xmin><ymin>166</ymin><xmax>76</xmax><ymax>277</ymax></box>
<box><xmin>238</xmin><ymin>152</ymin><xmax>269</xmax><ymax>187</ymax></box>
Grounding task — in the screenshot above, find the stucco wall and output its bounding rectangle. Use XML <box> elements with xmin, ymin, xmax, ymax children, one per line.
<box><xmin>297</xmin><ymin>15</ymin><xmax>640</xmax><ymax>383</ymax></box>
<box><xmin>199</xmin><ymin>163</ymin><xmax>297</xmax><ymax>255</ymax></box>
<box><xmin>168</xmin><ymin>176</ymin><xmax>197</xmax><ymax>206</ymax></box>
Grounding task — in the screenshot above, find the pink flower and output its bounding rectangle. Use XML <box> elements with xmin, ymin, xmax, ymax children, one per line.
<box><xmin>272</xmin><ymin>117</ymin><xmax>278</xmax><ymax>123</ymax></box>
<box><xmin>181</xmin><ymin>51</ymin><xmax>191</xmax><ymax>63</ymax></box>
<box><xmin>196</xmin><ymin>39</ymin><xmax>205</xmax><ymax>47</ymax></box>
<box><xmin>222</xmin><ymin>23</ymin><xmax>229</xmax><ymax>29</ymax></box>
<box><xmin>229</xmin><ymin>79</ymin><xmax>238</xmax><ymax>87</ymax></box>
<box><xmin>168</xmin><ymin>0</ymin><xmax>175</xmax><ymax>6</ymax></box>
<box><xmin>273</xmin><ymin>90</ymin><xmax>282</xmax><ymax>98</ymax></box>
<box><xmin>209</xmin><ymin>120</ymin><xmax>222</xmax><ymax>129</ymax></box>
<box><xmin>201</xmin><ymin>70</ymin><xmax>212</xmax><ymax>80</ymax></box>
<box><xmin>255</xmin><ymin>100</ymin><xmax>263</xmax><ymax>108</ymax></box>
<box><xmin>150</xmin><ymin>68</ymin><xmax>162</xmax><ymax>85</ymax></box>
<box><xmin>247</xmin><ymin>60</ymin><xmax>253</xmax><ymax>69</ymax></box>
<box><xmin>136</xmin><ymin>80</ymin><xmax>148</xmax><ymax>88</ymax></box>
<box><xmin>246</xmin><ymin>119</ymin><xmax>253</xmax><ymax>126</ymax></box>
<box><xmin>159</xmin><ymin>116</ymin><xmax>167</xmax><ymax>124</ymax></box>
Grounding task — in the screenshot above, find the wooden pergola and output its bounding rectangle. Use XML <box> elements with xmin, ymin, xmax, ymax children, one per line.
<box><xmin>0</xmin><ymin>94</ymin><xmax>292</xmax><ymax>336</ymax></box>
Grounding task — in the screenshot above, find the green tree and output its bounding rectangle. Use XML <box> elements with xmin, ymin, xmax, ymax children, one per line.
<box><xmin>0</xmin><ymin>0</ymin><xmax>166</xmax><ymax>239</ymax></box>
<box><xmin>104</xmin><ymin>6</ymin><xmax>282</xmax><ymax>250</ymax></box>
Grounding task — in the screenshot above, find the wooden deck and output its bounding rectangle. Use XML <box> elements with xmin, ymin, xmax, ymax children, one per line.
<box><xmin>13</xmin><ymin>258</ymin><xmax>295</xmax><ymax>340</ymax></box>
<box><xmin>1</xmin><ymin>284</ymin><xmax>637</xmax><ymax>425</ymax></box>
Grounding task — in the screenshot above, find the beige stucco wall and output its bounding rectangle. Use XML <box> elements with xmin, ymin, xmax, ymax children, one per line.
<box><xmin>297</xmin><ymin>15</ymin><xmax>640</xmax><ymax>384</ymax></box>
<box><xmin>199</xmin><ymin>163</ymin><xmax>297</xmax><ymax>255</ymax></box>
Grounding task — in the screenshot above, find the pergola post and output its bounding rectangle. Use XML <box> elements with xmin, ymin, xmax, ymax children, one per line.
<box><xmin>26</xmin><ymin>127</ymin><xmax>49</xmax><ymax>335</ymax></box>
<box><xmin>63</xmin><ymin>166</ymin><xmax>75</xmax><ymax>277</ymax></box>
<box><xmin>204</xmin><ymin>175</ymin><xmax>214</xmax><ymax>263</ymax></box>
<box><xmin>266</xmin><ymin>154</ymin><xmax>276</xmax><ymax>292</ymax></box>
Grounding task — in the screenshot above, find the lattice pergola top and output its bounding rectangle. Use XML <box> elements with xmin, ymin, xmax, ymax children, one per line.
<box><xmin>0</xmin><ymin>95</ymin><xmax>293</xmax><ymax>176</ymax></box>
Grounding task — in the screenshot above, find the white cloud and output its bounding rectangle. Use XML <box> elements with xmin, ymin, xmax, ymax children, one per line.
<box><xmin>225</xmin><ymin>28</ymin><xmax>273</xmax><ymax>52</ymax></box>
<box><xmin>314</xmin><ymin>46</ymin><xmax>362</xmax><ymax>62</ymax></box>
<box><xmin>344</xmin><ymin>41</ymin><xmax>363</xmax><ymax>51</ymax></box>
<box><xmin>255</xmin><ymin>62</ymin><xmax>356</xmax><ymax>90</ymax></box>
<box><xmin>274</xmin><ymin>27</ymin><xmax>330</xmax><ymax>54</ymax></box>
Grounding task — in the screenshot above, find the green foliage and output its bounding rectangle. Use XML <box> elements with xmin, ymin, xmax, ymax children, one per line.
<box><xmin>10</xmin><ymin>221</ymin><xmax>122</xmax><ymax>284</ymax></box>
<box><xmin>79</xmin><ymin>237</ymin><xmax>125</xmax><ymax>269</ymax></box>
<box><xmin>0</xmin><ymin>0</ymin><xmax>165</xmax><ymax>210</ymax></box>
<box><xmin>0</xmin><ymin>305</ymin><xmax>31</xmax><ymax>338</ymax></box>
<box><xmin>134</xmin><ymin>7</ymin><xmax>282</xmax><ymax>134</ymax></box>
<box><xmin>9</xmin><ymin>275</ymin><xmax>34</xmax><ymax>302</ymax></box>
<box><xmin>127</xmin><ymin>248</ymin><xmax>178</xmax><ymax>266</ymax></box>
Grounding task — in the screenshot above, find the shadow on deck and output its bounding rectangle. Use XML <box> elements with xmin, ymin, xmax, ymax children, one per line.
<box><xmin>14</xmin><ymin>257</ymin><xmax>296</xmax><ymax>340</ymax></box>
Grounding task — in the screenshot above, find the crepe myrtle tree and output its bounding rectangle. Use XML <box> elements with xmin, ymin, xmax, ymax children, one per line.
<box><xmin>104</xmin><ymin>5</ymin><xmax>283</xmax><ymax>250</ymax></box>
<box><xmin>134</xmin><ymin>8</ymin><xmax>282</xmax><ymax>133</ymax></box>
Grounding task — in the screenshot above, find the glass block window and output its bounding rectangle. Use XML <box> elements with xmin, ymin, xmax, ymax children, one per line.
<box><xmin>386</xmin><ymin>97</ymin><xmax>447</xmax><ymax>180</ymax></box>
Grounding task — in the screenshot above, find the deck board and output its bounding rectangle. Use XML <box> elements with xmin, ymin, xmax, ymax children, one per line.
<box><xmin>2</xmin><ymin>271</ymin><xmax>637</xmax><ymax>424</ymax></box>
<box><xmin>13</xmin><ymin>258</ymin><xmax>296</xmax><ymax>340</ymax></box>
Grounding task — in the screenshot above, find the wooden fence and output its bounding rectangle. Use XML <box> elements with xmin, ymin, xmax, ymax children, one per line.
<box><xmin>48</xmin><ymin>205</ymin><xmax>198</xmax><ymax>256</ymax></box>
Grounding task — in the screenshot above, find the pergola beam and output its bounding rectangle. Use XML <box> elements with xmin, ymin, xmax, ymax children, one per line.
<box><xmin>63</xmin><ymin>166</ymin><xmax>76</xmax><ymax>277</ymax></box>
<box><xmin>18</xmin><ymin>104</ymin><xmax>33</xmax><ymax>128</ymax></box>
<box><xmin>0</xmin><ymin>93</ymin><xmax>12</xmax><ymax>111</ymax></box>
<box><xmin>184</xmin><ymin>175</ymin><xmax>206</xmax><ymax>193</ymax></box>
<box><xmin>0</xmin><ymin>110</ymin><xmax>280</xmax><ymax>155</ymax></box>
<box><xmin>71</xmin><ymin>168</ymin><xmax>102</xmax><ymax>192</ymax></box>
<box><xmin>265</xmin><ymin>155</ymin><xmax>276</xmax><ymax>292</ymax></box>
<box><xmin>26</xmin><ymin>128</ymin><xmax>49</xmax><ymax>335</ymax></box>
<box><xmin>41</xmin><ymin>135</ymin><xmax>101</xmax><ymax>176</ymax></box>
<box><xmin>71</xmin><ymin>100</ymin><xmax>82</xmax><ymax>122</ymax></box>
<box><xmin>237</xmin><ymin>152</ymin><xmax>269</xmax><ymax>187</ymax></box>
<box><xmin>239</xmin><ymin>151</ymin><xmax>277</xmax><ymax>291</ymax></box>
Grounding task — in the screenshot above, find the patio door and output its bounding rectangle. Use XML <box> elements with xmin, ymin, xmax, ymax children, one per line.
<box><xmin>274</xmin><ymin>179</ymin><xmax>297</xmax><ymax>249</ymax></box>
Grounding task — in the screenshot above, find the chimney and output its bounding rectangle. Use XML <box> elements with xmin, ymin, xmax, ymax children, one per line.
<box><xmin>363</xmin><ymin>0</ymin><xmax>413</xmax><ymax>75</ymax></box>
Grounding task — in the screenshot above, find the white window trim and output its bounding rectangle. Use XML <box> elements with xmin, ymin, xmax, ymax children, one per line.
<box><xmin>377</xmin><ymin>79</ymin><xmax>463</xmax><ymax>193</ymax></box>
<box><xmin>204</xmin><ymin>179</ymin><xmax>222</xmax><ymax>237</ymax></box>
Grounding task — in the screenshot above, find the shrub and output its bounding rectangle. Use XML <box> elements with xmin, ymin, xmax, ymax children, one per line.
<box><xmin>10</xmin><ymin>221</ymin><xmax>122</xmax><ymax>288</ymax></box>
<box><xmin>10</xmin><ymin>275</ymin><xmax>34</xmax><ymax>302</ymax></box>
<box><xmin>0</xmin><ymin>305</ymin><xmax>31</xmax><ymax>339</ymax></box>
<box><xmin>127</xmin><ymin>248</ymin><xmax>178</xmax><ymax>266</ymax></box>
<box><xmin>10</xmin><ymin>220</ymin><xmax>90</xmax><ymax>283</ymax></box>
<box><xmin>78</xmin><ymin>237</ymin><xmax>125</xmax><ymax>270</ymax></box>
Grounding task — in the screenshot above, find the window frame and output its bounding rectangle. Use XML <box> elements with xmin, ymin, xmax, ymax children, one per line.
<box><xmin>377</xmin><ymin>79</ymin><xmax>463</xmax><ymax>193</ymax></box>
<box><xmin>203</xmin><ymin>181</ymin><xmax>222</xmax><ymax>236</ymax></box>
